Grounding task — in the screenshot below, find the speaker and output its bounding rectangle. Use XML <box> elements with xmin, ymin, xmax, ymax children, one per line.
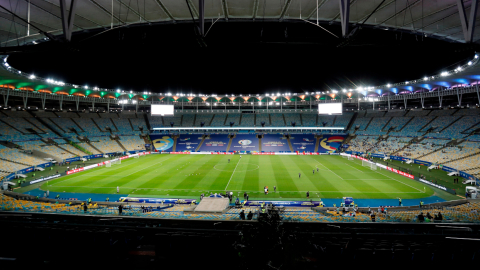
<box><xmin>261</xmin><ymin>121</ymin><xmax>265</xmax><ymax>127</ymax></box>
<box><xmin>170</xmin><ymin>122</ymin><xmax>174</xmax><ymax>127</ymax></box>
<box><xmin>230</xmin><ymin>122</ymin><xmax>234</xmax><ymax>127</ymax></box>
<box><xmin>322</xmin><ymin>121</ymin><xmax>328</xmax><ymax>127</ymax></box>
<box><xmin>201</xmin><ymin>122</ymin><xmax>205</xmax><ymax>127</ymax></box>
<box><xmin>291</xmin><ymin>121</ymin><xmax>296</xmax><ymax>127</ymax></box>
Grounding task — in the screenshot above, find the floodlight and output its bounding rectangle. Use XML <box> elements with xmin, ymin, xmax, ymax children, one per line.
<box><xmin>29</xmin><ymin>75</ymin><xmax>35</xmax><ymax>79</ymax></box>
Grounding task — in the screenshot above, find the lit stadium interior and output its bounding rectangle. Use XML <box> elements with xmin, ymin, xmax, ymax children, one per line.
<box><xmin>1</xmin><ymin>0</ymin><xmax>480</xmax><ymax>267</ymax></box>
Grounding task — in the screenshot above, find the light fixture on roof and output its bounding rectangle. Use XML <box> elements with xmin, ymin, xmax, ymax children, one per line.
<box><xmin>424</xmin><ymin>77</ymin><xmax>428</xmax><ymax>81</ymax></box>
<box><xmin>468</xmin><ymin>61</ymin><xmax>472</xmax><ymax>65</ymax></box>
<box><xmin>386</xmin><ymin>84</ymin><xmax>391</xmax><ymax>88</ymax></box>
<box><xmin>441</xmin><ymin>71</ymin><xmax>449</xmax><ymax>77</ymax></box>
<box><xmin>29</xmin><ymin>75</ymin><xmax>35</xmax><ymax>79</ymax></box>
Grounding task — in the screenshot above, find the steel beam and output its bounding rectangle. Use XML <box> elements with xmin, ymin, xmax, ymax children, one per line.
<box><xmin>59</xmin><ymin>0</ymin><xmax>78</xmax><ymax>41</ymax></box>
<box><xmin>307</xmin><ymin>0</ymin><xmax>329</xmax><ymax>20</ymax></box>
<box><xmin>252</xmin><ymin>0</ymin><xmax>259</xmax><ymax>20</ymax></box>
<box><xmin>338</xmin><ymin>0</ymin><xmax>350</xmax><ymax>37</ymax></box>
<box><xmin>89</xmin><ymin>0</ymin><xmax>124</xmax><ymax>24</ymax></box>
<box><xmin>457</xmin><ymin>0</ymin><xmax>478</xmax><ymax>43</ymax></box>
<box><xmin>222</xmin><ymin>0</ymin><xmax>229</xmax><ymax>21</ymax></box>
<box><xmin>279</xmin><ymin>0</ymin><xmax>293</xmax><ymax>21</ymax></box>
<box><xmin>153</xmin><ymin>0</ymin><xmax>175</xmax><ymax>21</ymax></box>
<box><xmin>199</xmin><ymin>0</ymin><xmax>205</xmax><ymax>36</ymax></box>
<box><xmin>187</xmin><ymin>0</ymin><xmax>199</xmax><ymax>18</ymax></box>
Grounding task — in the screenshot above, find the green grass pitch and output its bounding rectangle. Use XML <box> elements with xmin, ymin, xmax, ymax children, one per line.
<box><xmin>41</xmin><ymin>154</ymin><xmax>435</xmax><ymax>200</ymax></box>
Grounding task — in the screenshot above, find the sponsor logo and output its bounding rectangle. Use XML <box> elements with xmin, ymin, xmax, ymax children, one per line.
<box><xmin>238</xmin><ymin>140</ymin><xmax>252</xmax><ymax>146</ymax></box>
<box><xmin>29</xmin><ymin>174</ymin><xmax>61</xmax><ymax>184</ymax></box>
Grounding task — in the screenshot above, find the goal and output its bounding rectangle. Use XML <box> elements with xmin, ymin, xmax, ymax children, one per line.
<box><xmin>348</xmin><ymin>156</ymin><xmax>354</xmax><ymax>161</ymax></box>
<box><xmin>106</xmin><ymin>162</ymin><xmax>111</xmax><ymax>168</ymax></box>
<box><xmin>134</xmin><ymin>155</ymin><xmax>139</xmax><ymax>159</ymax></box>
<box><xmin>362</xmin><ymin>160</ymin><xmax>377</xmax><ymax>170</ymax></box>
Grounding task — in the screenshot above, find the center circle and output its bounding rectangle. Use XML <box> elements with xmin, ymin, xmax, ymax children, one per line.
<box><xmin>214</xmin><ymin>163</ymin><xmax>260</xmax><ymax>172</ymax></box>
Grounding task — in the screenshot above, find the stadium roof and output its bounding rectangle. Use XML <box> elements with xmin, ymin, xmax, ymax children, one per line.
<box><xmin>2</xmin><ymin>53</ymin><xmax>480</xmax><ymax>101</ymax></box>
<box><xmin>1</xmin><ymin>0</ymin><xmax>480</xmax><ymax>47</ymax></box>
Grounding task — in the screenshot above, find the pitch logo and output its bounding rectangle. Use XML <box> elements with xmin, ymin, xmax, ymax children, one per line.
<box><xmin>238</xmin><ymin>140</ymin><xmax>252</xmax><ymax>146</ymax></box>
<box><xmin>152</xmin><ymin>136</ymin><xmax>174</xmax><ymax>151</ymax></box>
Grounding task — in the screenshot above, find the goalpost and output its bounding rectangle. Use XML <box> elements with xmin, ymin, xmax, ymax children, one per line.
<box><xmin>348</xmin><ymin>156</ymin><xmax>353</xmax><ymax>161</ymax></box>
<box><xmin>134</xmin><ymin>155</ymin><xmax>139</xmax><ymax>159</ymax></box>
<box><xmin>362</xmin><ymin>160</ymin><xmax>377</xmax><ymax>170</ymax></box>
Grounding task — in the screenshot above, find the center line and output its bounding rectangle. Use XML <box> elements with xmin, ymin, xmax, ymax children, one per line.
<box><xmin>224</xmin><ymin>157</ymin><xmax>242</xmax><ymax>190</ymax></box>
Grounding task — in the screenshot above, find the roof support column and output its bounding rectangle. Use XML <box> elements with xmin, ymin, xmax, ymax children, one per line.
<box><xmin>420</xmin><ymin>92</ymin><xmax>424</xmax><ymax>108</ymax></box>
<box><xmin>59</xmin><ymin>0</ymin><xmax>78</xmax><ymax>42</ymax></box>
<box><xmin>199</xmin><ymin>0</ymin><xmax>205</xmax><ymax>36</ymax></box>
<box><xmin>3</xmin><ymin>89</ymin><xmax>9</xmax><ymax>107</ymax></box>
<box><xmin>403</xmin><ymin>96</ymin><xmax>407</xmax><ymax>109</ymax></box>
<box><xmin>107</xmin><ymin>99</ymin><xmax>110</xmax><ymax>111</ymax></box>
<box><xmin>339</xmin><ymin>0</ymin><xmax>350</xmax><ymax>37</ymax></box>
<box><xmin>59</xmin><ymin>95</ymin><xmax>63</xmax><ymax>110</ymax></box>
<box><xmin>42</xmin><ymin>93</ymin><xmax>46</xmax><ymax>109</ymax></box>
<box><xmin>387</xmin><ymin>94</ymin><xmax>390</xmax><ymax>111</ymax></box>
<box><xmin>457</xmin><ymin>0</ymin><xmax>478</xmax><ymax>43</ymax></box>
<box><xmin>457</xmin><ymin>88</ymin><xmax>462</xmax><ymax>106</ymax></box>
<box><xmin>476</xmin><ymin>82</ymin><xmax>480</xmax><ymax>103</ymax></box>
<box><xmin>438</xmin><ymin>93</ymin><xmax>443</xmax><ymax>108</ymax></box>
<box><xmin>92</xmin><ymin>99</ymin><xmax>95</xmax><ymax>111</ymax></box>
<box><xmin>23</xmin><ymin>92</ymin><xmax>28</xmax><ymax>108</ymax></box>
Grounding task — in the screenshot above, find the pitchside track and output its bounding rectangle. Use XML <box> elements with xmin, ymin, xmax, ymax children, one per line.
<box><xmin>42</xmin><ymin>155</ymin><xmax>433</xmax><ymax>200</ymax></box>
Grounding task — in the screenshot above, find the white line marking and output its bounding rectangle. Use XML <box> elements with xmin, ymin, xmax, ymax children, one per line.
<box><xmin>344</xmin><ymin>162</ymin><xmax>364</xmax><ymax>172</ymax></box>
<box><xmin>374</xmin><ymin>168</ymin><xmax>424</xmax><ymax>193</ymax></box>
<box><xmin>224</xmin><ymin>157</ymin><xmax>242</xmax><ymax>190</ymax></box>
<box><xmin>52</xmin><ymin>157</ymin><xmax>169</xmax><ymax>187</ymax></box>
<box><xmin>349</xmin><ymin>157</ymin><xmax>424</xmax><ymax>193</ymax></box>
<box><xmin>315</xmin><ymin>160</ymin><xmax>344</xmax><ymax>180</ymax></box>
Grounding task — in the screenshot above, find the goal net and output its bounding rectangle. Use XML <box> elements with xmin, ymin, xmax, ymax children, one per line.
<box><xmin>342</xmin><ymin>155</ymin><xmax>349</xmax><ymax>159</ymax></box>
<box><xmin>134</xmin><ymin>155</ymin><xmax>139</xmax><ymax>159</ymax></box>
<box><xmin>106</xmin><ymin>162</ymin><xmax>111</xmax><ymax>168</ymax></box>
<box><xmin>348</xmin><ymin>156</ymin><xmax>354</xmax><ymax>161</ymax></box>
<box><xmin>362</xmin><ymin>160</ymin><xmax>377</xmax><ymax>170</ymax></box>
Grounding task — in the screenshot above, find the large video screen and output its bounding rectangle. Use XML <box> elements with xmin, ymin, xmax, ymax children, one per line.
<box><xmin>318</xmin><ymin>103</ymin><xmax>342</xmax><ymax>115</ymax></box>
<box><xmin>151</xmin><ymin>105</ymin><xmax>174</xmax><ymax>116</ymax></box>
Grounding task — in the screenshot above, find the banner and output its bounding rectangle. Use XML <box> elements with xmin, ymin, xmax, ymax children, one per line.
<box><xmin>29</xmin><ymin>174</ymin><xmax>61</xmax><ymax>185</ymax></box>
<box><xmin>414</xmin><ymin>160</ymin><xmax>432</xmax><ymax>166</ymax></box>
<box><xmin>118</xmin><ymin>197</ymin><xmax>196</xmax><ymax>204</ymax></box>
<box><xmin>212</xmin><ymin>152</ymin><xmax>234</xmax><ymax>155</ymax></box>
<box><xmin>149</xmin><ymin>135</ymin><xmax>174</xmax><ymax>152</ymax></box>
<box><xmin>244</xmin><ymin>200</ymin><xmax>323</xmax><ymax>207</ymax></box>
<box><xmin>170</xmin><ymin>152</ymin><xmax>191</xmax><ymax>154</ymax></box>
<box><xmin>296</xmin><ymin>152</ymin><xmax>319</xmax><ymax>155</ymax></box>
<box><xmin>253</xmin><ymin>152</ymin><xmax>275</xmax><ymax>155</ymax></box>
<box><xmin>65</xmin><ymin>157</ymin><xmax>80</xmax><ymax>163</ymax></box>
<box><xmin>66</xmin><ymin>167</ymin><xmax>84</xmax><ymax>175</ymax></box>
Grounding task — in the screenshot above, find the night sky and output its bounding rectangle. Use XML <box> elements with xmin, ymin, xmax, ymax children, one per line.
<box><xmin>7</xmin><ymin>21</ymin><xmax>477</xmax><ymax>95</ymax></box>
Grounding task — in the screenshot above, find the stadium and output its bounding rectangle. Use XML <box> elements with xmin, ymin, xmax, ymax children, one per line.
<box><xmin>1</xmin><ymin>0</ymin><xmax>480</xmax><ymax>267</ymax></box>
